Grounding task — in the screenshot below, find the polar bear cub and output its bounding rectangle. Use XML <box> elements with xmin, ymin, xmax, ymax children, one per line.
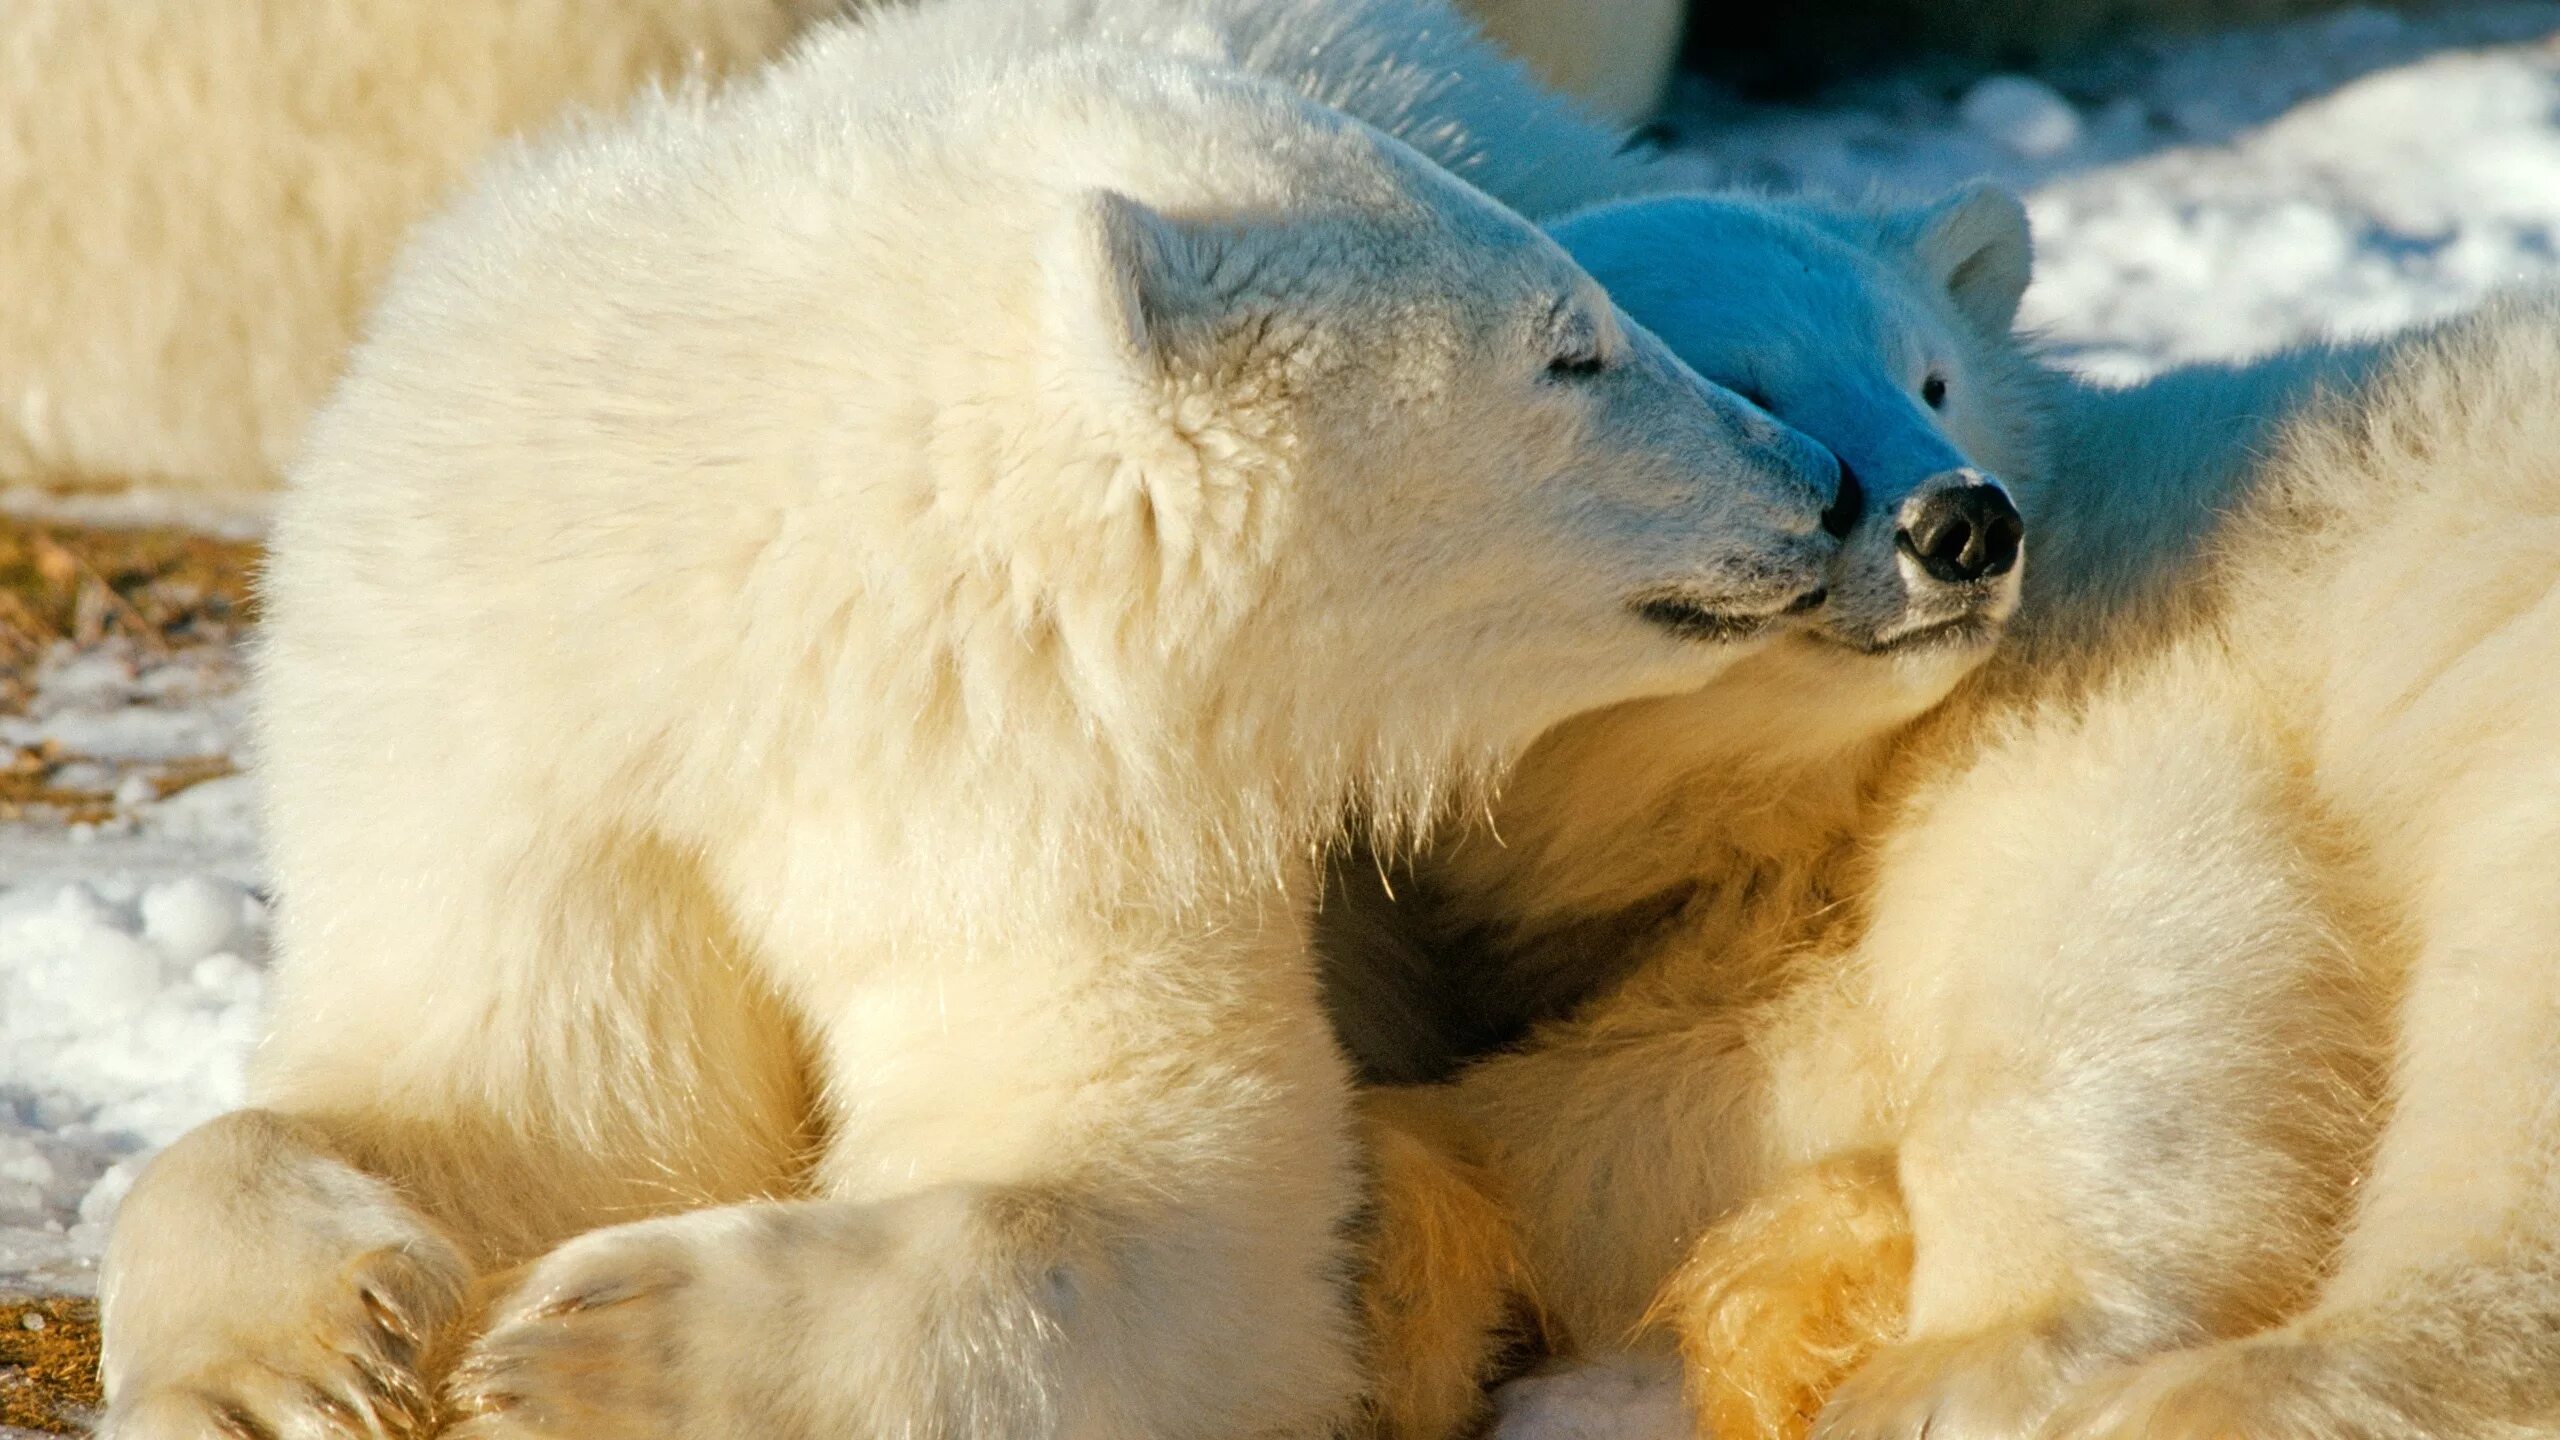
<box><xmin>92</xmin><ymin>7</ymin><xmax>1850</xmax><ymax>1440</ymax></box>
<box><xmin>1346</xmin><ymin>184</ymin><xmax>2560</xmax><ymax>1440</ymax></box>
<box><xmin>1644</xmin><ymin>286</ymin><xmax>2560</xmax><ymax>1440</ymax></box>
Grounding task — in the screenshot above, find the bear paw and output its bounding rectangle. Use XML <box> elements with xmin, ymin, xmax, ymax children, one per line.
<box><xmin>1812</xmin><ymin>1324</ymin><xmax>2082</xmax><ymax>1440</ymax></box>
<box><xmin>445</xmin><ymin>1220</ymin><xmax>718</xmax><ymax>1440</ymax></box>
<box><xmin>1648</xmin><ymin>1152</ymin><xmax>1913</xmax><ymax>1440</ymax></box>
<box><xmin>96</xmin><ymin>1241</ymin><xmax>464</xmax><ymax>1440</ymax></box>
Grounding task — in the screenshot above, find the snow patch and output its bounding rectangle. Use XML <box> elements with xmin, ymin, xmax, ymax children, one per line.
<box><xmin>3</xmin><ymin>641</ymin><xmax>262</xmax><ymax>1294</ymax></box>
<box><xmin>1665</xmin><ymin>1</ymin><xmax>2560</xmax><ymax>379</ymax></box>
<box><xmin>1493</xmin><ymin>1351</ymin><xmax>1692</xmax><ymax>1440</ymax></box>
<box><xmin>1960</xmin><ymin>74</ymin><xmax>2084</xmax><ymax>159</ymax></box>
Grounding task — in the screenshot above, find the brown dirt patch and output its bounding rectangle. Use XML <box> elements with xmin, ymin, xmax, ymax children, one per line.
<box><xmin>0</xmin><ymin>1295</ymin><xmax>101</xmax><ymax>1434</ymax></box>
<box><xmin>0</xmin><ymin>514</ymin><xmax>261</xmax><ymax>710</ymax></box>
<box><xmin>0</xmin><ymin>514</ymin><xmax>260</xmax><ymax>822</ymax></box>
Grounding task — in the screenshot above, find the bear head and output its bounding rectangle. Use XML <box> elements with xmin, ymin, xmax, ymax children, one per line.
<box><xmin>979</xmin><ymin>68</ymin><xmax>1862</xmax><ymax>842</ymax></box>
<box><xmin>1533</xmin><ymin>184</ymin><xmax>2048</xmax><ymax>766</ymax></box>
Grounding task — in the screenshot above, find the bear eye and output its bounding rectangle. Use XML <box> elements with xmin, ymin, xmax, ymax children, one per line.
<box><xmin>1547</xmin><ymin>349</ymin><xmax>1608</xmax><ymax>381</ymax></box>
<box><xmin>1921</xmin><ymin>372</ymin><xmax>1949</xmax><ymax>409</ymax></box>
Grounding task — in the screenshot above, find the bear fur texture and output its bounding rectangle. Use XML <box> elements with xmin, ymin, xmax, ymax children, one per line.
<box><xmin>1346</xmin><ymin>182</ymin><xmax>2560</xmax><ymax>1439</ymax></box>
<box><xmin>1655</xmin><ymin>284</ymin><xmax>2560</xmax><ymax>1440</ymax></box>
<box><xmin>0</xmin><ymin>0</ymin><xmax>834</xmax><ymax>492</ymax></box>
<box><xmin>1467</xmin><ymin>0</ymin><xmax>1685</xmax><ymax>123</ymax></box>
<box><xmin>91</xmin><ymin>6</ymin><xmax>1848</xmax><ymax>1440</ymax></box>
<box><xmin>0</xmin><ymin>0</ymin><xmax>1674</xmax><ymax>495</ymax></box>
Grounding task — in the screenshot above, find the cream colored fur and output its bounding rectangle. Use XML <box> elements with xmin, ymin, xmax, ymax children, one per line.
<box><xmin>91</xmin><ymin>4</ymin><xmax>1851</xmax><ymax>1437</ymax></box>
<box><xmin>0</xmin><ymin>0</ymin><xmax>832</xmax><ymax>492</ymax></box>
<box><xmin>1348</xmin><ymin>186</ymin><xmax>2560</xmax><ymax>1436</ymax></box>
<box><xmin>1466</xmin><ymin>0</ymin><xmax>1685</xmax><ymax>122</ymax></box>
<box><xmin>0</xmin><ymin>0</ymin><xmax>1672</xmax><ymax>495</ymax></box>
<box><xmin>1747</xmin><ymin>291</ymin><xmax>2560</xmax><ymax>1440</ymax></box>
<box><xmin>1356</xmin><ymin>1090</ymin><xmax>1551</xmax><ymax>1440</ymax></box>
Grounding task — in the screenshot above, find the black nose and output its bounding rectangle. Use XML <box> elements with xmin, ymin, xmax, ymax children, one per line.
<box><xmin>1898</xmin><ymin>482</ymin><xmax>2022</xmax><ymax>584</ymax></box>
<box><xmin>1820</xmin><ymin>458</ymin><xmax>1864</xmax><ymax>539</ymax></box>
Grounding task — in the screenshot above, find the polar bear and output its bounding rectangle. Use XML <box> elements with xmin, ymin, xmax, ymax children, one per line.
<box><xmin>0</xmin><ymin>0</ymin><xmax>1677</xmax><ymax>495</ymax></box>
<box><xmin>1336</xmin><ymin>188</ymin><xmax>2560</xmax><ymax>1440</ymax></box>
<box><xmin>0</xmin><ymin>0</ymin><xmax>835</xmax><ymax>493</ymax></box>
<box><xmin>90</xmin><ymin>6</ymin><xmax>1852</xmax><ymax>1439</ymax></box>
<box><xmin>1465</xmin><ymin>0</ymin><xmax>1686</xmax><ymax>123</ymax></box>
<box><xmin>1637</xmin><ymin>287</ymin><xmax>2560</xmax><ymax>1440</ymax></box>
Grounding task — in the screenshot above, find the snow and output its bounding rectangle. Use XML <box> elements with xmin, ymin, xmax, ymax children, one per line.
<box><xmin>1652</xmin><ymin>2</ymin><xmax>2560</xmax><ymax>379</ymax></box>
<box><xmin>0</xmin><ymin>487</ymin><xmax>270</xmax><ymax>544</ymax></box>
<box><xmin>3</xmin><ymin>1</ymin><xmax>2557</xmax><ymax>1430</ymax></box>
<box><xmin>1495</xmin><ymin>1352</ymin><xmax>1693</xmax><ymax>1440</ymax></box>
<box><xmin>1960</xmin><ymin>74</ymin><xmax>2085</xmax><ymax>158</ymax></box>
<box><xmin>1</xmin><ymin>639</ymin><xmax>262</xmax><ymax>1293</ymax></box>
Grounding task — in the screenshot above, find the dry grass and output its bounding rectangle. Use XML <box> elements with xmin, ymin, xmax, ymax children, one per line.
<box><xmin>0</xmin><ymin>1296</ymin><xmax>101</xmax><ymax>1435</ymax></box>
<box><xmin>0</xmin><ymin>513</ymin><xmax>259</xmax><ymax>705</ymax></box>
<box><xmin>0</xmin><ymin>513</ymin><xmax>259</xmax><ymax>822</ymax></box>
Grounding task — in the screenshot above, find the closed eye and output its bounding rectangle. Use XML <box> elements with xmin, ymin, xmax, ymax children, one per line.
<box><xmin>1547</xmin><ymin>351</ymin><xmax>1608</xmax><ymax>380</ymax></box>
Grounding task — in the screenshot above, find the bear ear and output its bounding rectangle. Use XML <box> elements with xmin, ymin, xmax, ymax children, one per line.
<box><xmin>1894</xmin><ymin>183</ymin><xmax>2032</xmax><ymax>337</ymax></box>
<box><xmin>1053</xmin><ymin>188</ymin><xmax>1215</xmax><ymax>377</ymax></box>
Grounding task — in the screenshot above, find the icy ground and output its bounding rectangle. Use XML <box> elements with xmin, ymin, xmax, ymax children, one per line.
<box><xmin>6</xmin><ymin>0</ymin><xmax>2560</xmax><ymax>1428</ymax></box>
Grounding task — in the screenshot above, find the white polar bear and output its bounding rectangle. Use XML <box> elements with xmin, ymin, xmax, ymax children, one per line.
<box><xmin>1332</xmin><ymin>185</ymin><xmax>2560</xmax><ymax>1440</ymax></box>
<box><xmin>1465</xmin><ymin>0</ymin><xmax>1687</xmax><ymax>123</ymax></box>
<box><xmin>92</xmin><ymin>6</ymin><xmax>1851</xmax><ymax>1439</ymax></box>
<box><xmin>1618</xmin><ymin>254</ymin><xmax>2560</xmax><ymax>1440</ymax></box>
<box><xmin>0</xmin><ymin>0</ymin><xmax>835</xmax><ymax>493</ymax></box>
<box><xmin>0</xmin><ymin>0</ymin><xmax>1677</xmax><ymax>495</ymax></box>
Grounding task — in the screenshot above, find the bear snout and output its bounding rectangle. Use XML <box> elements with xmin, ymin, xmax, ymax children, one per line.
<box><xmin>1895</xmin><ymin>472</ymin><xmax>2022</xmax><ymax>586</ymax></box>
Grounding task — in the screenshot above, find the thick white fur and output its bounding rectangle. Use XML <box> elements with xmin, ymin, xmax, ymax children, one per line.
<box><xmin>923</xmin><ymin>0</ymin><xmax>1664</xmax><ymax>224</ymax></box>
<box><xmin>2020</xmin><ymin>293</ymin><xmax>2560</xmax><ymax>1440</ymax></box>
<box><xmin>93</xmin><ymin>5</ymin><xmax>1850</xmax><ymax>1438</ymax></box>
<box><xmin>0</xmin><ymin>0</ymin><xmax>1672</xmax><ymax>495</ymax></box>
<box><xmin>1359</xmin><ymin>188</ymin><xmax>2066</xmax><ymax>1349</ymax></box>
<box><xmin>0</xmin><ymin>0</ymin><xmax>832</xmax><ymax>492</ymax></box>
<box><xmin>1784</xmin><ymin>291</ymin><xmax>2560</xmax><ymax>1440</ymax></box>
<box><xmin>1355</xmin><ymin>183</ymin><xmax>2560</xmax><ymax>1436</ymax></box>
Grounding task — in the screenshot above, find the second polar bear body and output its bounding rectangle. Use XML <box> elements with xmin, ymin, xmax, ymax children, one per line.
<box><xmin>1350</xmin><ymin>190</ymin><xmax>2560</xmax><ymax>1436</ymax></box>
<box><xmin>1646</xmin><ymin>286</ymin><xmax>2560</xmax><ymax>1440</ymax></box>
<box><xmin>92</xmin><ymin>6</ymin><xmax>1853</xmax><ymax>1440</ymax></box>
<box><xmin>1335</xmin><ymin>184</ymin><xmax>2342</xmax><ymax>1328</ymax></box>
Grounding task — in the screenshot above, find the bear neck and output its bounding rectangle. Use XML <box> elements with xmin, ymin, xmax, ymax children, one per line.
<box><xmin>1418</xmin><ymin>668</ymin><xmax>1899</xmax><ymax>954</ymax></box>
<box><xmin>2005</xmin><ymin>335</ymin><xmax>2396</xmax><ymax>672</ymax></box>
<box><xmin>1409</xmin><ymin>335</ymin><xmax>2402</xmax><ymax>965</ymax></box>
<box><xmin>721</xmin><ymin>547</ymin><xmax>1497</xmax><ymax>942</ymax></box>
